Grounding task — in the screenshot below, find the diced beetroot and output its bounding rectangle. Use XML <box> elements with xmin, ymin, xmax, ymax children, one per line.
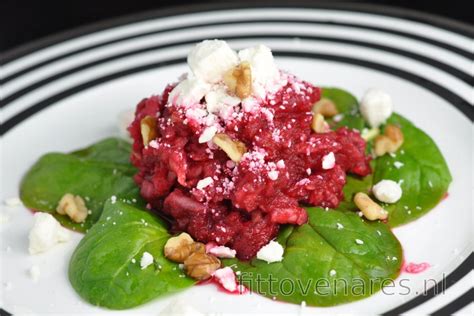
<box><xmin>129</xmin><ymin>75</ymin><xmax>371</xmax><ymax>260</ymax></box>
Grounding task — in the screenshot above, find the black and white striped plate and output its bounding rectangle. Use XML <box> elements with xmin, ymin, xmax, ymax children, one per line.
<box><xmin>1</xmin><ymin>3</ymin><xmax>472</xmax><ymax>315</ymax></box>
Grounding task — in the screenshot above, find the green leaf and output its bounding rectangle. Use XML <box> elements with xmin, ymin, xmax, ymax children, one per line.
<box><xmin>20</xmin><ymin>138</ymin><xmax>142</xmax><ymax>232</ymax></box>
<box><xmin>373</xmin><ymin>114</ymin><xmax>452</xmax><ymax>227</ymax></box>
<box><xmin>71</xmin><ymin>137</ymin><xmax>133</xmax><ymax>165</ymax></box>
<box><xmin>69</xmin><ymin>201</ymin><xmax>195</xmax><ymax>309</ymax></box>
<box><xmin>322</xmin><ymin>87</ymin><xmax>365</xmax><ymax>131</ymax></box>
<box><xmin>224</xmin><ymin>208</ymin><xmax>402</xmax><ymax>306</ymax></box>
<box><xmin>339</xmin><ymin>173</ymin><xmax>374</xmax><ymax>212</ymax></box>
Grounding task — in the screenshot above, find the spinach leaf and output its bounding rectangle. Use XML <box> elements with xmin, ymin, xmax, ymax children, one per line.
<box><xmin>322</xmin><ymin>87</ymin><xmax>365</xmax><ymax>131</ymax></box>
<box><xmin>69</xmin><ymin>201</ymin><xmax>194</xmax><ymax>309</ymax></box>
<box><xmin>20</xmin><ymin>138</ymin><xmax>142</xmax><ymax>232</ymax></box>
<box><xmin>339</xmin><ymin>173</ymin><xmax>374</xmax><ymax>212</ymax></box>
<box><xmin>322</xmin><ymin>87</ymin><xmax>451</xmax><ymax>226</ymax></box>
<box><xmin>373</xmin><ymin>114</ymin><xmax>452</xmax><ymax>227</ymax></box>
<box><xmin>71</xmin><ymin>137</ymin><xmax>133</xmax><ymax>165</ymax></box>
<box><xmin>224</xmin><ymin>208</ymin><xmax>402</xmax><ymax>306</ymax></box>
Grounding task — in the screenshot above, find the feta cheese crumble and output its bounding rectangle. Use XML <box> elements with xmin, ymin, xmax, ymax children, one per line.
<box><xmin>140</xmin><ymin>251</ymin><xmax>154</xmax><ymax>269</ymax></box>
<box><xmin>29</xmin><ymin>213</ymin><xmax>71</xmax><ymax>254</ymax></box>
<box><xmin>4</xmin><ymin>197</ymin><xmax>22</xmax><ymax>207</ymax></box>
<box><xmin>373</xmin><ymin>179</ymin><xmax>403</xmax><ymax>203</ymax></box>
<box><xmin>196</xmin><ymin>177</ymin><xmax>214</xmax><ymax>190</ymax></box>
<box><xmin>213</xmin><ymin>267</ymin><xmax>238</xmax><ymax>292</ymax></box>
<box><xmin>238</xmin><ymin>44</ymin><xmax>280</xmax><ymax>97</ymax></box>
<box><xmin>360</xmin><ymin>88</ymin><xmax>393</xmax><ymax>128</ymax></box>
<box><xmin>207</xmin><ymin>245</ymin><xmax>237</xmax><ymax>258</ymax></box>
<box><xmin>169</xmin><ymin>77</ymin><xmax>211</xmax><ymax>107</ymax></box>
<box><xmin>159</xmin><ymin>299</ymin><xmax>204</xmax><ymax>316</ymax></box>
<box><xmin>268</xmin><ymin>170</ymin><xmax>279</xmax><ymax>180</ymax></box>
<box><xmin>393</xmin><ymin>161</ymin><xmax>404</xmax><ymax>169</ymax></box>
<box><xmin>198</xmin><ymin>126</ymin><xmax>218</xmax><ymax>143</ymax></box>
<box><xmin>355</xmin><ymin>239</ymin><xmax>364</xmax><ymax>245</ymax></box>
<box><xmin>322</xmin><ymin>152</ymin><xmax>336</xmax><ymax>170</ymax></box>
<box><xmin>256</xmin><ymin>240</ymin><xmax>284</xmax><ymax>263</ymax></box>
<box><xmin>188</xmin><ymin>40</ymin><xmax>239</xmax><ymax>83</ymax></box>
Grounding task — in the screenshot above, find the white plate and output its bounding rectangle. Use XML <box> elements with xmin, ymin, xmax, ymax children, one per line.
<box><xmin>1</xmin><ymin>3</ymin><xmax>473</xmax><ymax>315</ymax></box>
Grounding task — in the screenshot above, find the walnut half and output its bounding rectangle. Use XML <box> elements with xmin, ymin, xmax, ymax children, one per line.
<box><xmin>374</xmin><ymin>124</ymin><xmax>404</xmax><ymax>156</ymax></box>
<box><xmin>312</xmin><ymin>98</ymin><xmax>339</xmax><ymax>117</ymax></box>
<box><xmin>56</xmin><ymin>193</ymin><xmax>88</xmax><ymax>223</ymax></box>
<box><xmin>164</xmin><ymin>232</ymin><xmax>206</xmax><ymax>263</ymax></box>
<box><xmin>140</xmin><ymin>115</ymin><xmax>157</xmax><ymax>147</ymax></box>
<box><xmin>224</xmin><ymin>61</ymin><xmax>252</xmax><ymax>99</ymax></box>
<box><xmin>212</xmin><ymin>133</ymin><xmax>247</xmax><ymax>163</ymax></box>
<box><xmin>184</xmin><ymin>252</ymin><xmax>221</xmax><ymax>280</ymax></box>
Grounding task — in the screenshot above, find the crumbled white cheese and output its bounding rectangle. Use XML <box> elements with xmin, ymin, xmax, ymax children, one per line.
<box><xmin>322</xmin><ymin>152</ymin><xmax>336</xmax><ymax>170</ymax></box>
<box><xmin>213</xmin><ymin>267</ymin><xmax>238</xmax><ymax>292</ymax></box>
<box><xmin>336</xmin><ymin>222</ymin><xmax>344</xmax><ymax>230</ymax></box>
<box><xmin>169</xmin><ymin>77</ymin><xmax>211</xmax><ymax>106</ymax></box>
<box><xmin>256</xmin><ymin>240</ymin><xmax>284</xmax><ymax>263</ymax></box>
<box><xmin>28</xmin><ymin>213</ymin><xmax>70</xmax><ymax>254</ymax></box>
<box><xmin>207</xmin><ymin>245</ymin><xmax>236</xmax><ymax>258</ymax></box>
<box><xmin>188</xmin><ymin>40</ymin><xmax>239</xmax><ymax>83</ymax></box>
<box><xmin>360</xmin><ymin>88</ymin><xmax>393</xmax><ymax>128</ymax></box>
<box><xmin>329</xmin><ymin>269</ymin><xmax>337</xmax><ymax>276</ymax></box>
<box><xmin>205</xmin><ymin>88</ymin><xmax>241</xmax><ymax>118</ymax></box>
<box><xmin>4</xmin><ymin>197</ymin><xmax>22</xmax><ymax>207</ymax></box>
<box><xmin>110</xmin><ymin>195</ymin><xmax>117</xmax><ymax>204</ymax></box>
<box><xmin>276</xmin><ymin>160</ymin><xmax>285</xmax><ymax>168</ymax></box>
<box><xmin>355</xmin><ymin>239</ymin><xmax>364</xmax><ymax>245</ymax></box>
<box><xmin>373</xmin><ymin>180</ymin><xmax>402</xmax><ymax>203</ymax></box>
<box><xmin>29</xmin><ymin>265</ymin><xmax>41</xmax><ymax>282</ymax></box>
<box><xmin>238</xmin><ymin>44</ymin><xmax>280</xmax><ymax>92</ymax></box>
<box><xmin>159</xmin><ymin>299</ymin><xmax>204</xmax><ymax>316</ymax></box>
<box><xmin>393</xmin><ymin>161</ymin><xmax>404</xmax><ymax>169</ymax></box>
<box><xmin>196</xmin><ymin>177</ymin><xmax>214</xmax><ymax>190</ymax></box>
<box><xmin>198</xmin><ymin>126</ymin><xmax>218</xmax><ymax>143</ymax></box>
<box><xmin>268</xmin><ymin>170</ymin><xmax>279</xmax><ymax>180</ymax></box>
<box><xmin>140</xmin><ymin>251</ymin><xmax>154</xmax><ymax>270</ymax></box>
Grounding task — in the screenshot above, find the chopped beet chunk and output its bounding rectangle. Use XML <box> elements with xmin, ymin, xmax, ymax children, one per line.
<box><xmin>129</xmin><ymin>74</ymin><xmax>371</xmax><ymax>260</ymax></box>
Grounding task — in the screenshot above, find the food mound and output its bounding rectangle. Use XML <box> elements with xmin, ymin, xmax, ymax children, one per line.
<box><xmin>129</xmin><ymin>40</ymin><xmax>371</xmax><ymax>260</ymax></box>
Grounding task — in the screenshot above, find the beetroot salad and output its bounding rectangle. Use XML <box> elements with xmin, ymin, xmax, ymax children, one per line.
<box><xmin>128</xmin><ymin>40</ymin><xmax>371</xmax><ymax>260</ymax></box>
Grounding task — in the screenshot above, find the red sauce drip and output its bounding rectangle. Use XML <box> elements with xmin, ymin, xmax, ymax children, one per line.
<box><xmin>403</xmin><ymin>262</ymin><xmax>431</xmax><ymax>274</ymax></box>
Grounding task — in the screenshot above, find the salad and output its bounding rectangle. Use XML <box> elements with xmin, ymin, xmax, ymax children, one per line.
<box><xmin>20</xmin><ymin>40</ymin><xmax>451</xmax><ymax>310</ymax></box>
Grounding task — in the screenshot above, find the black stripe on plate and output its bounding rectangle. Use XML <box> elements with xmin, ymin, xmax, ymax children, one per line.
<box><xmin>383</xmin><ymin>252</ymin><xmax>474</xmax><ymax>315</ymax></box>
<box><xmin>1</xmin><ymin>50</ymin><xmax>472</xmax><ymax>135</ymax></box>
<box><xmin>1</xmin><ymin>2</ymin><xmax>473</xmax><ymax>83</ymax></box>
<box><xmin>2</xmin><ymin>33</ymin><xmax>472</xmax><ymax>109</ymax></box>
<box><xmin>0</xmin><ymin>308</ymin><xmax>11</xmax><ymax>316</ymax></box>
<box><xmin>0</xmin><ymin>52</ymin><xmax>472</xmax><ymax>315</ymax></box>
<box><xmin>431</xmin><ymin>288</ymin><xmax>474</xmax><ymax>316</ymax></box>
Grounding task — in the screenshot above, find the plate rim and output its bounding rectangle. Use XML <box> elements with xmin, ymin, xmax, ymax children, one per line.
<box><xmin>1</xmin><ymin>2</ymin><xmax>472</xmax><ymax>315</ymax></box>
<box><xmin>1</xmin><ymin>1</ymin><xmax>473</xmax><ymax>63</ymax></box>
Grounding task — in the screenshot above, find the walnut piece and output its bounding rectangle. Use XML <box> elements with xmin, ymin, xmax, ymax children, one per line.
<box><xmin>56</xmin><ymin>193</ymin><xmax>88</xmax><ymax>223</ymax></box>
<box><xmin>354</xmin><ymin>192</ymin><xmax>388</xmax><ymax>221</ymax></box>
<box><xmin>184</xmin><ymin>252</ymin><xmax>221</xmax><ymax>280</ymax></box>
<box><xmin>374</xmin><ymin>124</ymin><xmax>404</xmax><ymax>156</ymax></box>
<box><xmin>140</xmin><ymin>115</ymin><xmax>157</xmax><ymax>147</ymax></box>
<box><xmin>311</xmin><ymin>113</ymin><xmax>330</xmax><ymax>133</ymax></box>
<box><xmin>312</xmin><ymin>98</ymin><xmax>339</xmax><ymax>117</ymax></box>
<box><xmin>224</xmin><ymin>61</ymin><xmax>252</xmax><ymax>99</ymax></box>
<box><xmin>212</xmin><ymin>133</ymin><xmax>247</xmax><ymax>162</ymax></box>
<box><xmin>164</xmin><ymin>233</ymin><xmax>206</xmax><ymax>263</ymax></box>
